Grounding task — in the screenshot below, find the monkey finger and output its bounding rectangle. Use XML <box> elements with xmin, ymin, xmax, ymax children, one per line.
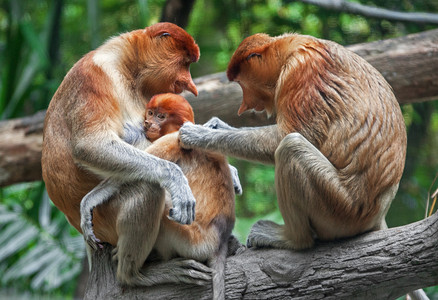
<box><xmin>174</xmin><ymin>259</ymin><xmax>213</xmax><ymax>273</ymax></box>
<box><xmin>203</xmin><ymin>117</ymin><xmax>220</xmax><ymax>129</ymax></box>
<box><xmin>86</xmin><ymin>236</ymin><xmax>102</xmax><ymax>251</ymax></box>
<box><xmin>203</xmin><ymin>117</ymin><xmax>235</xmax><ymax>130</ymax></box>
<box><xmin>168</xmin><ymin>185</ymin><xmax>196</xmax><ymax>224</ymax></box>
<box><xmin>169</xmin><ymin>259</ymin><xmax>213</xmax><ymax>284</ymax></box>
<box><xmin>168</xmin><ymin>208</ymin><xmax>181</xmax><ymax>223</ymax></box>
<box><xmin>179</xmin><ymin>122</ymin><xmax>202</xmax><ymax>149</ymax></box>
<box><xmin>185</xmin><ymin>200</ymin><xmax>196</xmax><ymax>225</ymax></box>
<box><xmin>168</xmin><ymin>203</ymin><xmax>194</xmax><ymax>225</ymax></box>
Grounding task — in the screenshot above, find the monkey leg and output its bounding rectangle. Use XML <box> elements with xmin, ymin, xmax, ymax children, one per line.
<box><xmin>248</xmin><ymin>132</ymin><xmax>353</xmax><ymax>250</ymax></box>
<box><xmin>113</xmin><ymin>182</ymin><xmax>166</xmax><ymax>286</ymax></box>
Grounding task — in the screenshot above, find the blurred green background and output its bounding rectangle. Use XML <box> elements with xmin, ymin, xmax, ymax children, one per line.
<box><xmin>0</xmin><ymin>0</ymin><xmax>437</xmax><ymax>298</ymax></box>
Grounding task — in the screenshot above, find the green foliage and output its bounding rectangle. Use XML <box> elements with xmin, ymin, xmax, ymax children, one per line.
<box><xmin>0</xmin><ymin>183</ymin><xmax>84</xmax><ymax>296</ymax></box>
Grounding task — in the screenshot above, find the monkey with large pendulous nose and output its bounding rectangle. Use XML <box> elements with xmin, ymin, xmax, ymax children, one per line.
<box><xmin>180</xmin><ymin>32</ymin><xmax>407</xmax><ymax>250</ymax></box>
<box><xmin>42</xmin><ymin>23</ymin><xmax>210</xmax><ymax>286</ymax></box>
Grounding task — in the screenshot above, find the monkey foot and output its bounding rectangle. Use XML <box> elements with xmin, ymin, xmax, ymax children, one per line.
<box><xmin>83</xmin><ymin>228</ymin><xmax>103</xmax><ymax>251</ymax></box>
<box><xmin>142</xmin><ymin>258</ymin><xmax>213</xmax><ymax>286</ymax></box>
<box><xmin>247</xmin><ymin>220</ymin><xmax>290</xmax><ymax>249</ymax></box>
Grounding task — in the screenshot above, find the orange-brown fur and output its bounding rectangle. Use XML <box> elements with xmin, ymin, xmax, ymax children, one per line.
<box><xmin>144</xmin><ymin>94</ymin><xmax>235</xmax><ymax>299</ymax></box>
<box><xmin>181</xmin><ymin>32</ymin><xmax>406</xmax><ymax>249</ymax></box>
<box><xmin>145</xmin><ymin>93</ymin><xmax>194</xmax><ymax>142</ymax></box>
<box><xmin>144</xmin><ymin>93</ymin><xmax>235</xmax><ymax>255</ymax></box>
<box><xmin>42</xmin><ymin>23</ymin><xmax>199</xmax><ymax>244</ymax></box>
<box><xmin>148</xmin><ymin>133</ymin><xmax>235</xmax><ymax>255</ymax></box>
<box><xmin>232</xmin><ymin>33</ymin><xmax>406</xmax><ymax>241</ymax></box>
<box><xmin>42</xmin><ymin>23</ymin><xmax>204</xmax><ymax>286</ymax></box>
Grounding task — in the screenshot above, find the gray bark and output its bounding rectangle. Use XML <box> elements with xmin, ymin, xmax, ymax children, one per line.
<box><xmin>84</xmin><ymin>212</ymin><xmax>438</xmax><ymax>299</ymax></box>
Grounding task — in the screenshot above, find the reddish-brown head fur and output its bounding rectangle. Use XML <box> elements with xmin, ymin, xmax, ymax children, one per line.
<box><xmin>116</xmin><ymin>22</ymin><xmax>199</xmax><ymax>98</ymax></box>
<box><xmin>226</xmin><ymin>32</ymin><xmax>407</xmax><ymax>222</ymax></box>
<box><xmin>145</xmin><ymin>93</ymin><xmax>194</xmax><ymax>141</ymax></box>
<box><xmin>226</xmin><ymin>33</ymin><xmax>286</xmax><ymax>116</ymax></box>
<box><xmin>227</xmin><ymin>33</ymin><xmax>273</xmax><ymax>81</ymax></box>
<box><xmin>147</xmin><ymin>22</ymin><xmax>200</xmax><ymax>63</ymax></box>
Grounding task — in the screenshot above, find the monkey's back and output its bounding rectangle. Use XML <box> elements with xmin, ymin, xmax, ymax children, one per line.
<box><xmin>148</xmin><ymin>132</ymin><xmax>236</xmax><ymax>261</ymax></box>
<box><xmin>42</xmin><ymin>52</ymin><xmax>124</xmax><ymax>241</ymax></box>
<box><xmin>277</xmin><ymin>36</ymin><xmax>407</xmax><ymax>231</ymax></box>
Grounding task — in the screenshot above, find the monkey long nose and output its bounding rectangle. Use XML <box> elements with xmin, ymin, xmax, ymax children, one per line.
<box><xmin>186</xmin><ymin>78</ymin><xmax>198</xmax><ymax>97</ymax></box>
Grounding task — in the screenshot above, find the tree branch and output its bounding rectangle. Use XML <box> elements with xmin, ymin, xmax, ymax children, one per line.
<box><xmin>84</xmin><ymin>212</ymin><xmax>438</xmax><ymax>299</ymax></box>
<box><xmin>1</xmin><ymin>28</ymin><xmax>438</xmax><ymax>187</ymax></box>
<box><xmin>295</xmin><ymin>0</ymin><xmax>438</xmax><ymax>24</ymax></box>
<box><xmin>160</xmin><ymin>0</ymin><xmax>196</xmax><ymax>28</ymax></box>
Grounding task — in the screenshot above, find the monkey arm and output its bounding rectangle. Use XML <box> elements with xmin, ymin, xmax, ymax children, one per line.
<box><xmin>72</xmin><ymin>135</ymin><xmax>195</xmax><ymax>225</ymax></box>
<box><xmin>179</xmin><ymin>122</ymin><xmax>284</xmax><ymax>164</ymax></box>
<box><xmin>144</xmin><ymin>133</ymin><xmax>183</xmax><ymax>162</ymax></box>
<box><xmin>80</xmin><ymin>178</ymin><xmax>120</xmax><ymax>250</ymax></box>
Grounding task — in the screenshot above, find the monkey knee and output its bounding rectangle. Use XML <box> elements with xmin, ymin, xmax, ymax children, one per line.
<box><xmin>275</xmin><ymin>132</ymin><xmax>305</xmax><ymax>162</ymax></box>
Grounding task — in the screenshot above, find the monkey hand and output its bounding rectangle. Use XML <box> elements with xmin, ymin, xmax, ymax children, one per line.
<box><xmin>203</xmin><ymin>117</ymin><xmax>236</xmax><ymax>130</ymax></box>
<box><xmin>228</xmin><ymin>164</ymin><xmax>243</xmax><ymax>195</ymax></box>
<box><xmin>80</xmin><ymin>210</ymin><xmax>103</xmax><ymax>251</ymax></box>
<box><xmin>163</xmin><ymin>167</ymin><xmax>196</xmax><ymax>225</ymax></box>
<box><xmin>179</xmin><ymin>122</ymin><xmax>213</xmax><ymax>149</ymax></box>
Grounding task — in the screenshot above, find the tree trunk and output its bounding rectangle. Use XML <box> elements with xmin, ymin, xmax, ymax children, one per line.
<box><xmin>0</xmin><ymin>111</ymin><xmax>45</xmax><ymax>187</ymax></box>
<box><xmin>0</xmin><ymin>28</ymin><xmax>437</xmax><ymax>186</ymax></box>
<box><xmin>160</xmin><ymin>0</ymin><xmax>196</xmax><ymax>28</ymax></box>
<box><xmin>84</xmin><ymin>212</ymin><xmax>438</xmax><ymax>299</ymax></box>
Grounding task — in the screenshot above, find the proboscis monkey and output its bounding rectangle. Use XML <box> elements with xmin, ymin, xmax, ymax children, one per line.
<box><xmin>41</xmin><ymin>23</ymin><xmax>211</xmax><ymax>286</ymax></box>
<box><xmin>81</xmin><ymin>93</ymin><xmax>236</xmax><ymax>299</ymax></box>
<box><xmin>179</xmin><ymin>33</ymin><xmax>407</xmax><ymax>250</ymax></box>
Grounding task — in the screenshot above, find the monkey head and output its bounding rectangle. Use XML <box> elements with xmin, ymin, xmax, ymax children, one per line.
<box><xmin>227</xmin><ymin>33</ymin><xmax>285</xmax><ymax>116</ymax></box>
<box><xmin>145</xmin><ymin>93</ymin><xmax>194</xmax><ymax>142</ymax></box>
<box><xmin>119</xmin><ymin>22</ymin><xmax>200</xmax><ymax>99</ymax></box>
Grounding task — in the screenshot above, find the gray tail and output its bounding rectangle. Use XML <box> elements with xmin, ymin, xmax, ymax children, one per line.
<box><xmin>209</xmin><ymin>243</ymin><xmax>228</xmax><ymax>300</ymax></box>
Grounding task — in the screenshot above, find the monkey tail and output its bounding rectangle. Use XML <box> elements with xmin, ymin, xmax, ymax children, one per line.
<box><xmin>209</xmin><ymin>242</ymin><xmax>228</xmax><ymax>300</ymax></box>
<box><xmin>85</xmin><ymin>243</ymin><xmax>93</xmax><ymax>271</ymax></box>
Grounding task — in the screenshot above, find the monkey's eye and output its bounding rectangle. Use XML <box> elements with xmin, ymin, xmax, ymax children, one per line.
<box><xmin>147</xmin><ymin>110</ymin><xmax>153</xmax><ymax>116</ymax></box>
<box><xmin>160</xmin><ymin>32</ymin><xmax>171</xmax><ymax>38</ymax></box>
<box><xmin>246</xmin><ymin>53</ymin><xmax>261</xmax><ymax>61</ymax></box>
<box><xmin>157</xmin><ymin>113</ymin><xmax>166</xmax><ymax>120</ymax></box>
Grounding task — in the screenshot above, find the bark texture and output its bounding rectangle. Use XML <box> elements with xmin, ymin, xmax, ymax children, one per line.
<box><xmin>84</xmin><ymin>212</ymin><xmax>438</xmax><ymax>299</ymax></box>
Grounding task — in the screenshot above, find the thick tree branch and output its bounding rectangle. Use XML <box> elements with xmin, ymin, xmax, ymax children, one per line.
<box><xmin>1</xmin><ymin>28</ymin><xmax>438</xmax><ymax>187</ymax></box>
<box><xmin>160</xmin><ymin>0</ymin><xmax>196</xmax><ymax>28</ymax></box>
<box><xmin>84</xmin><ymin>212</ymin><xmax>438</xmax><ymax>299</ymax></box>
<box><xmin>294</xmin><ymin>0</ymin><xmax>438</xmax><ymax>24</ymax></box>
<box><xmin>0</xmin><ymin>111</ymin><xmax>44</xmax><ymax>187</ymax></box>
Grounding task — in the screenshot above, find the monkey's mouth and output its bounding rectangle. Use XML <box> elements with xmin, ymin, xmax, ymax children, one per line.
<box><xmin>173</xmin><ymin>83</ymin><xmax>184</xmax><ymax>94</ymax></box>
<box><xmin>145</xmin><ymin>129</ymin><xmax>160</xmax><ymax>142</ymax></box>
